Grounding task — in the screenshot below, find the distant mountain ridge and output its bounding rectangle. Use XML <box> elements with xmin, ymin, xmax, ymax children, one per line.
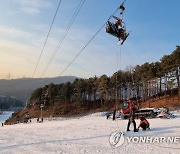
<box><xmin>0</xmin><ymin>76</ymin><xmax>77</xmax><ymax>102</ymax></box>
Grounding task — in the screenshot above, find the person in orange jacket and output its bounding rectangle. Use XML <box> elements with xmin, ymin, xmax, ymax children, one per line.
<box><xmin>137</xmin><ymin>116</ymin><xmax>150</xmax><ymax>130</ymax></box>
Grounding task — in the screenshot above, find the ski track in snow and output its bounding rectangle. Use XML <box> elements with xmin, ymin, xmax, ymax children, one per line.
<box><xmin>0</xmin><ymin>112</ymin><xmax>180</xmax><ymax>154</ymax></box>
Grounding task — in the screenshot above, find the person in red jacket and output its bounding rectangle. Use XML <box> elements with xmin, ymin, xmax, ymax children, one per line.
<box><xmin>137</xmin><ymin>116</ymin><xmax>150</xmax><ymax>130</ymax></box>
<box><xmin>115</xmin><ymin>18</ymin><xmax>122</xmax><ymax>30</ymax></box>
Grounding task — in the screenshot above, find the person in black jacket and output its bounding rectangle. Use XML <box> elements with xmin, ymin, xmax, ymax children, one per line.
<box><xmin>127</xmin><ymin>107</ymin><xmax>138</xmax><ymax>132</ymax></box>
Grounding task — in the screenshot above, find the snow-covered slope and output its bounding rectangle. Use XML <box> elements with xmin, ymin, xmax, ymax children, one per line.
<box><xmin>0</xmin><ymin>112</ymin><xmax>180</xmax><ymax>154</ymax></box>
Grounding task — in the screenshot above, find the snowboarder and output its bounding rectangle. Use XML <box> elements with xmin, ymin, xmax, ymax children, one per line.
<box><xmin>127</xmin><ymin>107</ymin><xmax>138</xmax><ymax>132</ymax></box>
<box><xmin>137</xmin><ymin>116</ymin><xmax>150</xmax><ymax>130</ymax></box>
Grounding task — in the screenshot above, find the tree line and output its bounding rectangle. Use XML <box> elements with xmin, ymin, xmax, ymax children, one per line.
<box><xmin>30</xmin><ymin>46</ymin><xmax>180</xmax><ymax>110</ymax></box>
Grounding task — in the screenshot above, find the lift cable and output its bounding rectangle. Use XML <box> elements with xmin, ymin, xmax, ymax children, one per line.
<box><xmin>58</xmin><ymin>7</ymin><xmax>120</xmax><ymax>77</ymax></box>
<box><xmin>40</xmin><ymin>0</ymin><xmax>85</xmax><ymax>78</ymax></box>
<box><xmin>32</xmin><ymin>0</ymin><xmax>62</xmax><ymax>78</ymax></box>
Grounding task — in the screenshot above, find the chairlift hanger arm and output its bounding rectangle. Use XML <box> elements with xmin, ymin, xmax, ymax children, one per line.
<box><xmin>120</xmin><ymin>0</ymin><xmax>127</xmax><ymax>8</ymax></box>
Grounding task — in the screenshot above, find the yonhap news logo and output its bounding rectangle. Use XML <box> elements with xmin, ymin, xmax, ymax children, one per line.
<box><xmin>109</xmin><ymin>130</ymin><xmax>180</xmax><ymax>148</ymax></box>
<box><xmin>109</xmin><ymin>131</ymin><xmax>125</xmax><ymax>148</ymax></box>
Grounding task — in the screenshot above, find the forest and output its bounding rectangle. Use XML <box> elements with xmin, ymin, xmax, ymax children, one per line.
<box><xmin>29</xmin><ymin>46</ymin><xmax>180</xmax><ymax>113</ymax></box>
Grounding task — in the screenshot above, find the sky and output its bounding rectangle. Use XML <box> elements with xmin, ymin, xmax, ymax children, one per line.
<box><xmin>0</xmin><ymin>0</ymin><xmax>179</xmax><ymax>79</ymax></box>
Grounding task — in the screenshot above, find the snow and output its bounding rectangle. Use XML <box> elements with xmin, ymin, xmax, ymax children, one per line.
<box><xmin>0</xmin><ymin>111</ymin><xmax>180</xmax><ymax>154</ymax></box>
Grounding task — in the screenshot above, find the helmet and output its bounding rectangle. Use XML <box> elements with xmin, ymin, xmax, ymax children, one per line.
<box><xmin>139</xmin><ymin>116</ymin><xmax>145</xmax><ymax>120</ymax></box>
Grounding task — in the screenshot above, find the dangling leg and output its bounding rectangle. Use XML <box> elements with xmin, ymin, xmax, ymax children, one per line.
<box><xmin>121</xmin><ymin>32</ymin><xmax>129</xmax><ymax>45</ymax></box>
<box><xmin>118</xmin><ymin>29</ymin><xmax>123</xmax><ymax>42</ymax></box>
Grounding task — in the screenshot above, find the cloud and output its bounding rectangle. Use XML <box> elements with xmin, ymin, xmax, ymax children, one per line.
<box><xmin>0</xmin><ymin>24</ymin><xmax>61</xmax><ymax>49</ymax></box>
<box><xmin>0</xmin><ymin>25</ymin><xmax>36</xmax><ymax>41</ymax></box>
<box><xmin>13</xmin><ymin>0</ymin><xmax>52</xmax><ymax>14</ymax></box>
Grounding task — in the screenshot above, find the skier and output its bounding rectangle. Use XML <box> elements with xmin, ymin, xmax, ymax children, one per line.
<box><xmin>127</xmin><ymin>106</ymin><xmax>138</xmax><ymax>132</ymax></box>
<box><xmin>137</xmin><ymin>116</ymin><xmax>150</xmax><ymax>130</ymax></box>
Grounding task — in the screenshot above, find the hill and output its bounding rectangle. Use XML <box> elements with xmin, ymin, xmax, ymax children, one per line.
<box><xmin>5</xmin><ymin>94</ymin><xmax>180</xmax><ymax>125</ymax></box>
<box><xmin>0</xmin><ymin>76</ymin><xmax>77</xmax><ymax>101</ymax></box>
